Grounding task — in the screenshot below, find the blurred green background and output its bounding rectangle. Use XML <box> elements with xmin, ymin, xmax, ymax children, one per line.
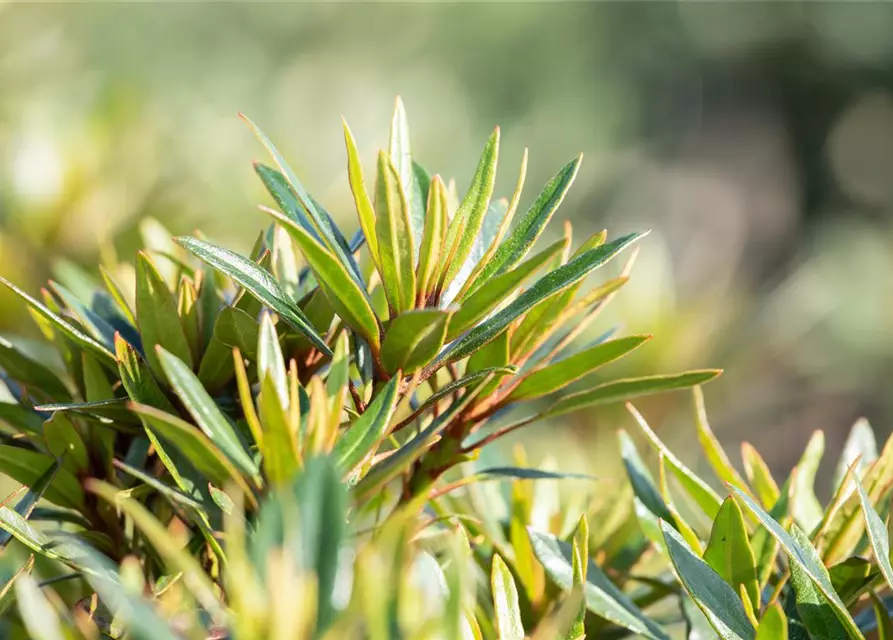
<box><xmin>2</xmin><ymin>2</ymin><xmax>892</xmax><ymax>494</ymax></box>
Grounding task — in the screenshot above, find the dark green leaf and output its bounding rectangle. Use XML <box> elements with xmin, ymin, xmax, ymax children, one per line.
<box><xmin>157</xmin><ymin>347</ymin><xmax>259</xmax><ymax>479</ymax></box>
<box><xmin>730</xmin><ymin>486</ymin><xmax>863</xmax><ymax>639</ymax></box>
<box><xmin>661</xmin><ymin>521</ymin><xmax>755</xmax><ymax>640</ymax></box>
<box><xmin>529</xmin><ymin>527</ymin><xmax>669</xmax><ymax>640</ymax></box>
<box><xmin>0</xmin><ymin>460</ymin><xmax>60</xmax><ymax>549</ymax></box>
<box><xmin>332</xmin><ymin>375</ymin><xmax>400</xmax><ymax>474</ymax></box>
<box><xmin>0</xmin><ymin>277</ymin><xmax>114</xmax><ymax>363</ymax></box>
<box><xmin>175</xmin><ymin>236</ymin><xmax>332</xmax><ymax>357</ymax></box>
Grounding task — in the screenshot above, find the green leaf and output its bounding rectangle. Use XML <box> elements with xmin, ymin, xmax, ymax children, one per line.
<box><xmin>130</xmin><ymin>402</ymin><xmax>257</xmax><ymax>509</ymax></box>
<box><xmin>791</xmin><ymin>430</ymin><xmax>824</xmax><ymax>533</ymax></box>
<box><xmin>136</xmin><ymin>253</ymin><xmax>193</xmax><ymax>378</ymax></box>
<box><xmin>0</xmin><ymin>336</ymin><xmax>69</xmax><ymax>400</ymax></box>
<box><xmin>50</xmin><ymin>281</ymin><xmax>117</xmax><ymax>353</ymax></box>
<box><xmin>375</xmin><ymin>150</ymin><xmax>417</xmax><ymax>314</ymax></box>
<box><xmin>510</xmin><ymin>335</ymin><xmax>650</xmax><ymax>402</ymax></box>
<box><xmin>871</xmin><ymin>593</ymin><xmax>893</xmax><ymax>640</ymax></box>
<box><xmin>856</xmin><ymin>479</ymin><xmax>893</xmax><ymax>592</ymax></box>
<box><xmin>437</xmin><ymin>128</ymin><xmax>500</xmax><ymax>292</ymax></box>
<box><xmin>214</xmin><ymin>306</ymin><xmax>260</xmax><ymax>361</ymax></box>
<box><xmin>436</xmin><ymin>232</ymin><xmax>644</xmax><ymax>365</ymax></box>
<box><xmin>243</xmin><ymin>115</ymin><xmax>362</xmax><ymax>284</ymax></box>
<box><xmin>332</xmin><ymin>375</ymin><xmax>400</xmax><ymax>474</ymax></box>
<box><xmin>0</xmin><ymin>277</ymin><xmax>114</xmax><ymax>363</ymax></box>
<box><xmin>693</xmin><ymin>387</ymin><xmax>751</xmax><ymax>494</ymax></box>
<box><xmin>661</xmin><ymin>521</ymin><xmax>755</xmax><ymax>640</ymax></box>
<box><xmin>381</xmin><ymin>309</ymin><xmax>451</xmax><ymax>374</ymax></box>
<box><xmin>618</xmin><ymin>430</ymin><xmax>674</xmax><ymax>547</ymax></box>
<box><xmin>0</xmin><ymin>402</ymin><xmax>44</xmax><ymax>437</ymax></box>
<box><xmin>112</xmin><ymin>459</ymin><xmax>204</xmax><ymax>511</ymax></box>
<box><xmin>416</xmin><ymin>175</ymin><xmax>448</xmax><ymax>300</ymax></box>
<box><xmin>43</xmin><ymin>413</ymin><xmax>89</xmax><ymax>473</ymax></box>
<box><xmin>468</xmin><ymin>155</ymin><xmax>581</xmax><ymax>293</ymax></box>
<box><xmin>835</xmin><ymin>418</ymin><xmax>876</xmax><ymax>490</ymax></box>
<box><xmin>730</xmin><ymin>485</ymin><xmax>864</xmax><ymax>639</ymax></box>
<box><xmin>176</xmin><ymin>236</ymin><xmax>332</xmax><ymax>357</ymax></box>
<box><xmin>257</xmin><ymin>312</ymin><xmax>288</xmax><ymax>408</ymax></box>
<box><xmin>258</xmin><ymin>375</ymin><xmax>299</xmax><ymax>486</ymax></box>
<box><xmin>354</xmin><ymin>381</ymin><xmax>487</xmax><ymax>501</ymax></box>
<box><xmin>790</xmin><ymin>558</ymin><xmax>851</xmax><ymax>640</ymax></box>
<box><xmin>0</xmin><ymin>461</ymin><xmax>60</xmax><ymax>549</ymax></box>
<box><xmin>628</xmin><ymin>403</ymin><xmax>722</xmax><ymax>519</ymax></box>
<box><xmin>492</xmin><ymin>554</ymin><xmax>525</xmax><ymax>640</ymax></box>
<box><xmin>528</xmin><ymin>527</ymin><xmax>669</xmax><ymax>640</ymax></box>
<box><xmin>0</xmin><ymin>446</ymin><xmax>83</xmax><ymax>510</ymax></box>
<box><xmin>157</xmin><ymin>347</ymin><xmax>259</xmax><ymax>480</ymax></box>
<box><xmin>703</xmin><ymin>497</ymin><xmax>760</xmax><ymax>607</ymax></box>
<box><xmin>742</xmin><ymin>443</ymin><xmax>780</xmax><ymax>508</ymax></box>
<box><xmin>448</xmin><ymin>238</ymin><xmax>567</xmax><ymax>341</ymax></box>
<box><xmin>756</xmin><ymin>603</ymin><xmax>787</xmax><ymax>640</ymax></box>
<box><xmin>265</xmin><ymin>208</ymin><xmax>381</xmax><ymax>349</ymax></box>
<box><xmin>543</xmin><ymin>370</ymin><xmax>722</xmax><ymax>419</ymax></box>
<box><xmin>343</xmin><ymin>119</ymin><xmax>379</xmax><ymax>268</ymax></box>
<box><xmin>115</xmin><ymin>334</ymin><xmax>175</xmax><ymax>413</ymax></box>
<box><xmin>388</xmin><ymin>97</ymin><xmax>424</xmax><ymax>249</ymax></box>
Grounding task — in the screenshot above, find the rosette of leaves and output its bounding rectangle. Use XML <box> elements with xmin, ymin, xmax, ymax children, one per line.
<box><xmin>0</xmin><ymin>99</ymin><xmax>718</xmax><ymax>635</ymax></box>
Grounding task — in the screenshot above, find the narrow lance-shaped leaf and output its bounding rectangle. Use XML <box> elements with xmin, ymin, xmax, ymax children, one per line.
<box><xmin>416</xmin><ymin>175</ymin><xmax>448</xmax><ymax>301</ymax></box>
<box><xmin>791</xmin><ymin>430</ymin><xmax>824</xmax><ymax>534</ymax></box>
<box><xmin>437</xmin><ymin>128</ymin><xmax>500</xmax><ymax>293</ymax></box>
<box><xmin>703</xmin><ymin>497</ymin><xmax>760</xmax><ymax>607</ymax></box>
<box><xmin>693</xmin><ymin>386</ymin><xmax>751</xmax><ymax>495</ymax></box>
<box><xmin>343</xmin><ymin>118</ymin><xmax>379</xmax><ymax>268</ymax></box>
<box><xmin>242</xmin><ymin>114</ymin><xmax>362</xmax><ymax>284</ymax></box>
<box><xmin>542</xmin><ymin>369</ymin><xmax>722</xmax><ymax>420</ymax></box>
<box><xmin>455</xmin><ymin>149</ymin><xmax>529</xmax><ymax>302</ymax></box>
<box><xmin>435</xmin><ymin>232</ymin><xmax>645</xmax><ymax>365</ymax></box>
<box><xmin>509</xmin><ymin>335</ymin><xmax>650</xmax><ymax>402</ymax></box>
<box><xmin>136</xmin><ymin>252</ymin><xmax>193</xmax><ymax>378</ymax></box>
<box><xmin>627</xmin><ymin>403</ymin><xmax>723</xmax><ymax>519</ymax></box>
<box><xmin>491</xmin><ymin>554</ymin><xmax>525</xmax><ymax>640</ymax></box>
<box><xmin>332</xmin><ymin>375</ymin><xmax>401</xmax><ymax>474</ymax></box>
<box><xmin>856</xmin><ymin>479</ymin><xmax>893</xmax><ymax>593</ymax></box>
<box><xmin>257</xmin><ymin>313</ymin><xmax>288</xmax><ymax>409</ymax></box>
<box><xmin>0</xmin><ymin>446</ymin><xmax>83</xmax><ymax>510</ymax></box>
<box><xmin>528</xmin><ymin>527</ymin><xmax>669</xmax><ymax>640</ymax></box>
<box><xmin>835</xmin><ymin>418</ymin><xmax>876</xmax><ymax>490</ymax></box>
<box><xmin>0</xmin><ymin>336</ymin><xmax>69</xmax><ymax>400</ymax></box>
<box><xmin>467</xmin><ymin>154</ymin><xmax>581</xmax><ymax>293</ymax></box>
<box><xmin>388</xmin><ymin>97</ymin><xmax>424</xmax><ymax>251</ymax></box>
<box><xmin>130</xmin><ymin>402</ymin><xmax>257</xmax><ymax>509</ymax></box>
<box><xmin>265</xmin><ymin>208</ymin><xmax>382</xmax><ymax>350</ymax></box>
<box><xmin>742</xmin><ymin>443</ymin><xmax>780</xmax><ymax>509</ymax></box>
<box><xmin>0</xmin><ymin>276</ymin><xmax>114</xmax><ymax>363</ymax></box>
<box><xmin>0</xmin><ymin>460</ymin><xmax>60</xmax><ymax>549</ymax></box>
<box><xmin>730</xmin><ymin>485</ymin><xmax>864</xmax><ymax>639</ymax></box>
<box><xmin>157</xmin><ymin>347</ymin><xmax>259</xmax><ymax>480</ymax></box>
<box><xmin>661</xmin><ymin>521</ymin><xmax>756</xmax><ymax>640</ymax></box>
<box><xmin>175</xmin><ymin>236</ymin><xmax>332</xmax><ymax>357</ymax></box>
<box><xmin>375</xmin><ymin>150</ymin><xmax>417</xmax><ymax>314</ymax></box>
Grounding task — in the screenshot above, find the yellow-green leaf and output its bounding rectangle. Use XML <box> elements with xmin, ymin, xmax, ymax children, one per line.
<box><xmin>380</xmin><ymin>309</ymin><xmax>451</xmax><ymax>374</ymax></box>
<box><xmin>375</xmin><ymin>150</ymin><xmax>417</xmax><ymax>314</ymax></box>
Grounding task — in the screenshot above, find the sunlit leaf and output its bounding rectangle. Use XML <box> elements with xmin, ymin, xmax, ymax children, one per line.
<box><xmin>703</xmin><ymin>497</ymin><xmax>759</xmax><ymax>607</ymax></box>
<box><xmin>381</xmin><ymin>309</ymin><xmax>450</xmax><ymax>374</ymax></box>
